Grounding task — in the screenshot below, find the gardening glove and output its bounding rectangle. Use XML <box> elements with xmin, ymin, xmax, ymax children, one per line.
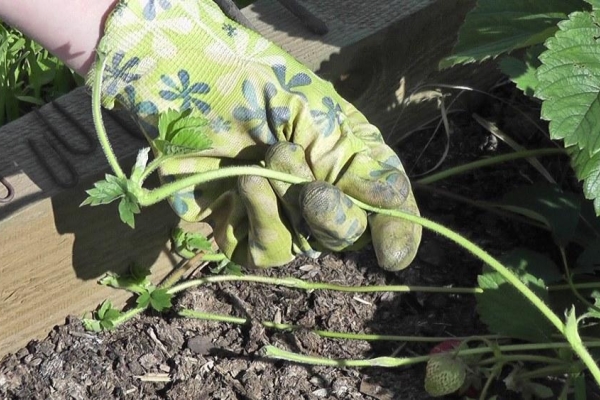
<box><xmin>93</xmin><ymin>0</ymin><xmax>421</xmax><ymax>270</ymax></box>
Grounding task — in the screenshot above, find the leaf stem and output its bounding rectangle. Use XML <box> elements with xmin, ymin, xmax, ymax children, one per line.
<box><xmin>517</xmin><ymin>362</ymin><xmax>584</xmax><ymax>381</ymax></box>
<box><xmin>91</xmin><ymin>52</ymin><xmax>125</xmax><ymax>178</ymax></box>
<box><xmin>416</xmin><ymin>148</ymin><xmax>565</xmax><ymax>185</ymax></box>
<box><xmin>262</xmin><ymin>340</ymin><xmax>600</xmax><ymax>368</ymax></box>
<box><xmin>178</xmin><ymin>308</ymin><xmax>501</xmax><ymax>343</ymax></box>
<box><xmin>167</xmin><ymin>274</ymin><xmax>482</xmax><ymax>295</ymax></box>
<box><xmin>348</xmin><ymin>200</ymin><xmax>600</xmax><ymax>385</ymax></box>
<box><xmin>137</xmin><ymin>166</ymin><xmax>309</xmax><ymax>206</ymax></box>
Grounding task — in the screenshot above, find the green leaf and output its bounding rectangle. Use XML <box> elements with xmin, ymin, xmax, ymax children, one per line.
<box><xmin>80</xmin><ymin>174</ymin><xmax>127</xmax><ymax>206</ymax></box>
<box><xmin>584</xmin><ymin>291</ymin><xmax>600</xmax><ymax>319</ymax></box>
<box><xmin>499</xmin><ymin>45</ymin><xmax>544</xmax><ymax>96</ymax></box>
<box><xmin>440</xmin><ymin>0</ymin><xmax>587</xmax><ymax>68</ymax></box>
<box><xmin>566</xmin><ymin>145</ymin><xmax>600</xmax><ymax>214</ymax></box>
<box><xmin>171</xmin><ymin>227</ymin><xmax>213</xmax><ymax>259</ymax></box>
<box><xmin>210</xmin><ymin>259</ymin><xmax>244</xmax><ymax>276</ymax></box>
<box><xmin>136</xmin><ymin>291</ymin><xmax>151</xmax><ymax>309</ymax></box>
<box><xmin>85</xmin><ymin>300</ymin><xmax>123</xmax><ymax>332</ymax></box>
<box><xmin>149</xmin><ymin>288</ymin><xmax>173</xmax><ymax>312</ymax></box>
<box><xmin>98</xmin><ymin>265</ymin><xmax>152</xmax><ymax>294</ymax></box>
<box><xmin>155</xmin><ymin>109</ymin><xmax>212</xmax><ymax>155</ymax></box>
<box><xmin>82</xmin><ymin>318</ymin><xmax>102</xmax><ymax>333</ymax></box>
<box><xmin>498</xmin><ymin>183</ymin><xmax>581</xmax><ymax>246</ymax></box>
<box><xmin>536</xmin><ymin>10</ymin><xmax>600</xmax><ymax>214</ymax></box>
<box><xmin>476</xmin><ymin>250</ymin><xmax>557</xmax><ymax>342</ymax></box>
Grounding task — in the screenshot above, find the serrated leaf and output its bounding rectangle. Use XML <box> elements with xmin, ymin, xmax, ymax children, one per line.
<box><xmin>156</xmin><ymin>109</ymin><xmax>212</xmax><ymax>155</ymax></box>
<box><xmin>566</xmin><ymin>145</ymin><xmax>600</xmax><ymax>215</ymax></box>
<box><xmin>499</xmin><ymin>45</ymin><xmax>544</xmax><ymax>96</ymax></box>
<box><xmin>136</xmin><ymin>291</ymin><xmax>151</xmax><ymax>309</ymax></box>
<box><xmin>80</xmin><ymin>174</ymin><xmax>127</xmax><ymax>207</ymax></box>
<box><xmin>535</xmin><ymin>10</ymin><xmax>600</xmax><ymax>214</ymax></box>
<box><xmin>585</xmin><ymin>291</ymin><xmax>600</xmax><ymax>318</ymax></box>
<box><xmin>149</xmin><ymin>288</ymin><xmax>172</xmax><ymax>312</ymax></box>
<box><xmin>171</xmin><ymin>227</ymin><xmax>212</xmax><ymax>259</ymax></box>
<box><xmin>82</xmin><ymin>318</ymin><xmax>102</xmax><ymax>333</ymax></box>
<box><xmin>498</xmin><ymin>183</ymin><xmax>581</xmax><ymax>246</ymax></box>
<box><xmin>97</xmin><ymin>300</ymin><xmax>112</xmax><ymax>320</ymax></box>
<box><xmin>440</xmin><ymin>0</ymin><xmax>587</xmax><ymax>68</ymax></box>
<box><xmin>98</xmin><ymin>266</ymin><xmax>152</xmax><ymax>294</ymax></box>
<box><xmin>477</xmin><ymin>251</ymin><xmax>557</xmax><ymax>342</ymax></box>
<box><xmin>118</xmin><ymin>196</ymin><xmax>140</xmax><ymax>229</ymax></box>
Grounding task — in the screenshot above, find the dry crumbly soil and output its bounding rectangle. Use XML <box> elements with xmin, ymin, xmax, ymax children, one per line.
<box><xmin>0</xmin><ymin>82</ymin><xmax>578</xmax><ymax>399</ymax></box>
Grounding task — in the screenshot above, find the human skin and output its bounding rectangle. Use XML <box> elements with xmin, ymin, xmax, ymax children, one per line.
<box><xmin>0</xmin><ymin>0</ymin><xmax>118</xmax><ymax>76</ymax></box>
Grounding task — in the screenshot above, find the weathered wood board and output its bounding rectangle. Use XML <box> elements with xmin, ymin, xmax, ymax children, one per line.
<box><xmin>0</xmin><ymin>0</ymin><xmax>491</xmax><ymax>356</ymax></box>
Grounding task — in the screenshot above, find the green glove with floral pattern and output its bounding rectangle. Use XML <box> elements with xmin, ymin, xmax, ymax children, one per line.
<box><xmin>92</xmin><ymin>0</ymin><xmax>421</xmax><ymax>269</ymax></box>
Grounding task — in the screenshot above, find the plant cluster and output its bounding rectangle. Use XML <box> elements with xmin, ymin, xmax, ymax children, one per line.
<box><xmin>77</xmin><ymin>33</ymin><xmax>600</xmax><ymax>396</ymax></box>
<box><xmin>442</xmin><ymin>0</ymin><xmax>600</xmax><ymax>216</ymax></box>
<box><xmin>0</xmin><ymin>23</ymin><xmax>81</xmax><ymax>126</ymax></box>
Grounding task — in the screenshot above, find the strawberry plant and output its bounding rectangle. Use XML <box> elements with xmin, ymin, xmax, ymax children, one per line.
<box><xmin>441</xmin><ymin>0</ymin><xmax>600</xmax><ymax>215</ymax></box>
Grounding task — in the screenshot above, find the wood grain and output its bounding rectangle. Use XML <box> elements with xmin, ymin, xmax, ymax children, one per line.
<box><xmin>0</xmin><ymin>0</ymin><xmax>492</xmax><ymax>356</ymax></box>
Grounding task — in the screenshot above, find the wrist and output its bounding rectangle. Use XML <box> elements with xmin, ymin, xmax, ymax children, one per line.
<box><xmin>0</xmin><ymin>0</ymin><xmax>119</xmax><ymax>75</ymax></box>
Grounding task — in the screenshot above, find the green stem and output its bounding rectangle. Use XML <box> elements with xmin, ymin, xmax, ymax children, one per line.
<box><xmin>167</xmin><ymin>274</ymin><xmax>481</xmax><ymax>295</ymax></box>
<box><xmin>560</xmin><ymin>247</ymin><xmax>600</xmax><ymax>314</ymax></box>
<box><xmin>518</xmin><ymin>362</ymin><xmax>583</xmax><ymax>381</ymax></box>
<box><xmin>348</xmin><ymin>200</ymin><xmax>600</xmax><ymax>385</ymax></box>
<box><xmin>478</xmin><ymin>354</ymin><xmax>565</xmax><ymax>366</ymax></box>
<box><xmin>263</xmin><ymin>341</ymin><xmax>600</xmax><ymax>368</ymax></box>
<box><xmin>548</xmin><ymin>282</ymin><xmax>600</xmax><ymax>291</ymax></box>
<box><xmin>138</xmin><ymin>166</ymin><xmax>309</xmax><ymax>206</ymax></box>
<box><xmin>415</xmin><ymin>148</ymin><xmax>565</xmax><ymax>185</ymax></box>
<box><xmin>178</xmin><ymin>308</ymin><xmax>501</xmax><ymax>343</ymax></box>
<box><xmin>110</xmin><ymin>305</ymin><xmax>146</xmax><ymax>328</ymax></box>
<box><xmin>91</xmin><ymin>52</ymin><xmax>125</xmax><ymax>178</ymax></box>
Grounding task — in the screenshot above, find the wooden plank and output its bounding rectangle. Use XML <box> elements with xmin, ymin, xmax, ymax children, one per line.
<box><xmin>0</xmin><ymin>0</ymin><xmax>490</xmax><ymax>356</ymax></box>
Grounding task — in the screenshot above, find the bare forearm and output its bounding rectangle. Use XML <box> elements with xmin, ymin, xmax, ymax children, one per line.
<box><xmin>0</xmin><ymin>0</ymin><xmax>118</xmax><ymax>76</ymax></box>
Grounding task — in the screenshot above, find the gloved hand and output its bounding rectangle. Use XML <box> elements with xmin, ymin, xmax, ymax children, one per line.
<box><xmin>93</xmin><ymin>0</ymin><xmax>421</xmax><ymax>270</ymax></box>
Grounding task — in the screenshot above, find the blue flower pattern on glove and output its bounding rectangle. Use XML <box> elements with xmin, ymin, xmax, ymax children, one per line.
<box><xmin>271</xmin><ymin>64</ymin><xmax>312</xmax><ymax>100</ymax></box>
<box><xmin>116</xmin><ymin>85</ymin><xmax>159</xmax><ymax>137</ymax></box>
<box><xmin>104</xmin><ymin>52</ymin><xmax>142</xmax><ymax>96</ymax></box>
<box><xmin>159</xmin><ymin>70</ymin><xmax>211</xmax><ymax>114</ymax></box>
<box><xmin>233</xmin><ymin>80</ymin><xmax>290</xmax><ymax>145</ymax></box>
<box><xmin>143</xmin><ymin>0</ymin><xmax>171</xmax><ymax>20</ymax></box>
<box><xmin>210</xmin><ymin>116</ymin><xmax>232</xmax><ymax>133</ymax></box>
<box><xmin>311</xmin><ymin>97</ymin><xmax>342</xmax><ymax>137</ymax></box>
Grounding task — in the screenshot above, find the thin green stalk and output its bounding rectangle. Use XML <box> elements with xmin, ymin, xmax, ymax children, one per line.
<box><xmin>138</xmin><ymin>166</ymin><xmax>309</xmax><ymax>206</ymax></box>
<box><xmin>560</xmin><ymin>246</ymin><xmax>600</xmax><ymax>314</ymax></box>
<box><xmin>111</xmin><ymin>305</ymin><xmax>146</xmax><ymax>328</ymax></box>
<box><xmin>349</xmin><ymin>199</ymin><xmax>600</xmax><ymax>385</ymax></box>
<box><xmin>179</xmin><ymin>308</ymin><xmax>501</xmax><ymax>343</ymax></box>
<box><xmin>416</xmin><ymin>148</ymin><xmax>565</xmax><ymax>185</ymax></box>
<box><xmin>167</xmin><ymin>274</ymin><xmax>481</xmax><ymax>295</ymax></box>
<box><xmin>517</xmin><ymin>362</ymin><xmax>584</xmax><ymax>381</ymax></box>
<box><xmin>263</xmin><ymin>340</ymin><xmax>600</xmax><ymax>368</ymax></box>
<box><xmin>478</xmin><ymin>354</ymin><xmax>565</xmax><ymax>366</ymax></box>
<box><xmin>91</xmin><ymin>52</ymin><xmax>125</xmax><ymax>178</ymax></box>
<box><xmin>159</xmin><ymin>252</ymin><xmax>226</xmax><ymax>289</ymax></box>
<box><xmin>549</xmin><ymin>282</ymin><xmax>600</xmax><ymax>291</ymax></box>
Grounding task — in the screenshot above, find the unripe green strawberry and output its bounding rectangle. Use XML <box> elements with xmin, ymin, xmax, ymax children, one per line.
<box><xmin>424</xmin><ymin>354</ymin><xmax>467</xmax><ymax>397</ymax></box>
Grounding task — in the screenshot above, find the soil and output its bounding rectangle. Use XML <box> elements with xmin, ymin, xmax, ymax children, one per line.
<box><xmin>0</xmin><ymin>81</ymin><xmax>584</xmax><ymax>400</ymax></box>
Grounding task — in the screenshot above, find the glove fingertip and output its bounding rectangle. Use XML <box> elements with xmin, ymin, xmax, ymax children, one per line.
<box><xmin>369</xmin><ymin>193</ymin><xmax>422</xmax><ymax>271</ymax></box>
